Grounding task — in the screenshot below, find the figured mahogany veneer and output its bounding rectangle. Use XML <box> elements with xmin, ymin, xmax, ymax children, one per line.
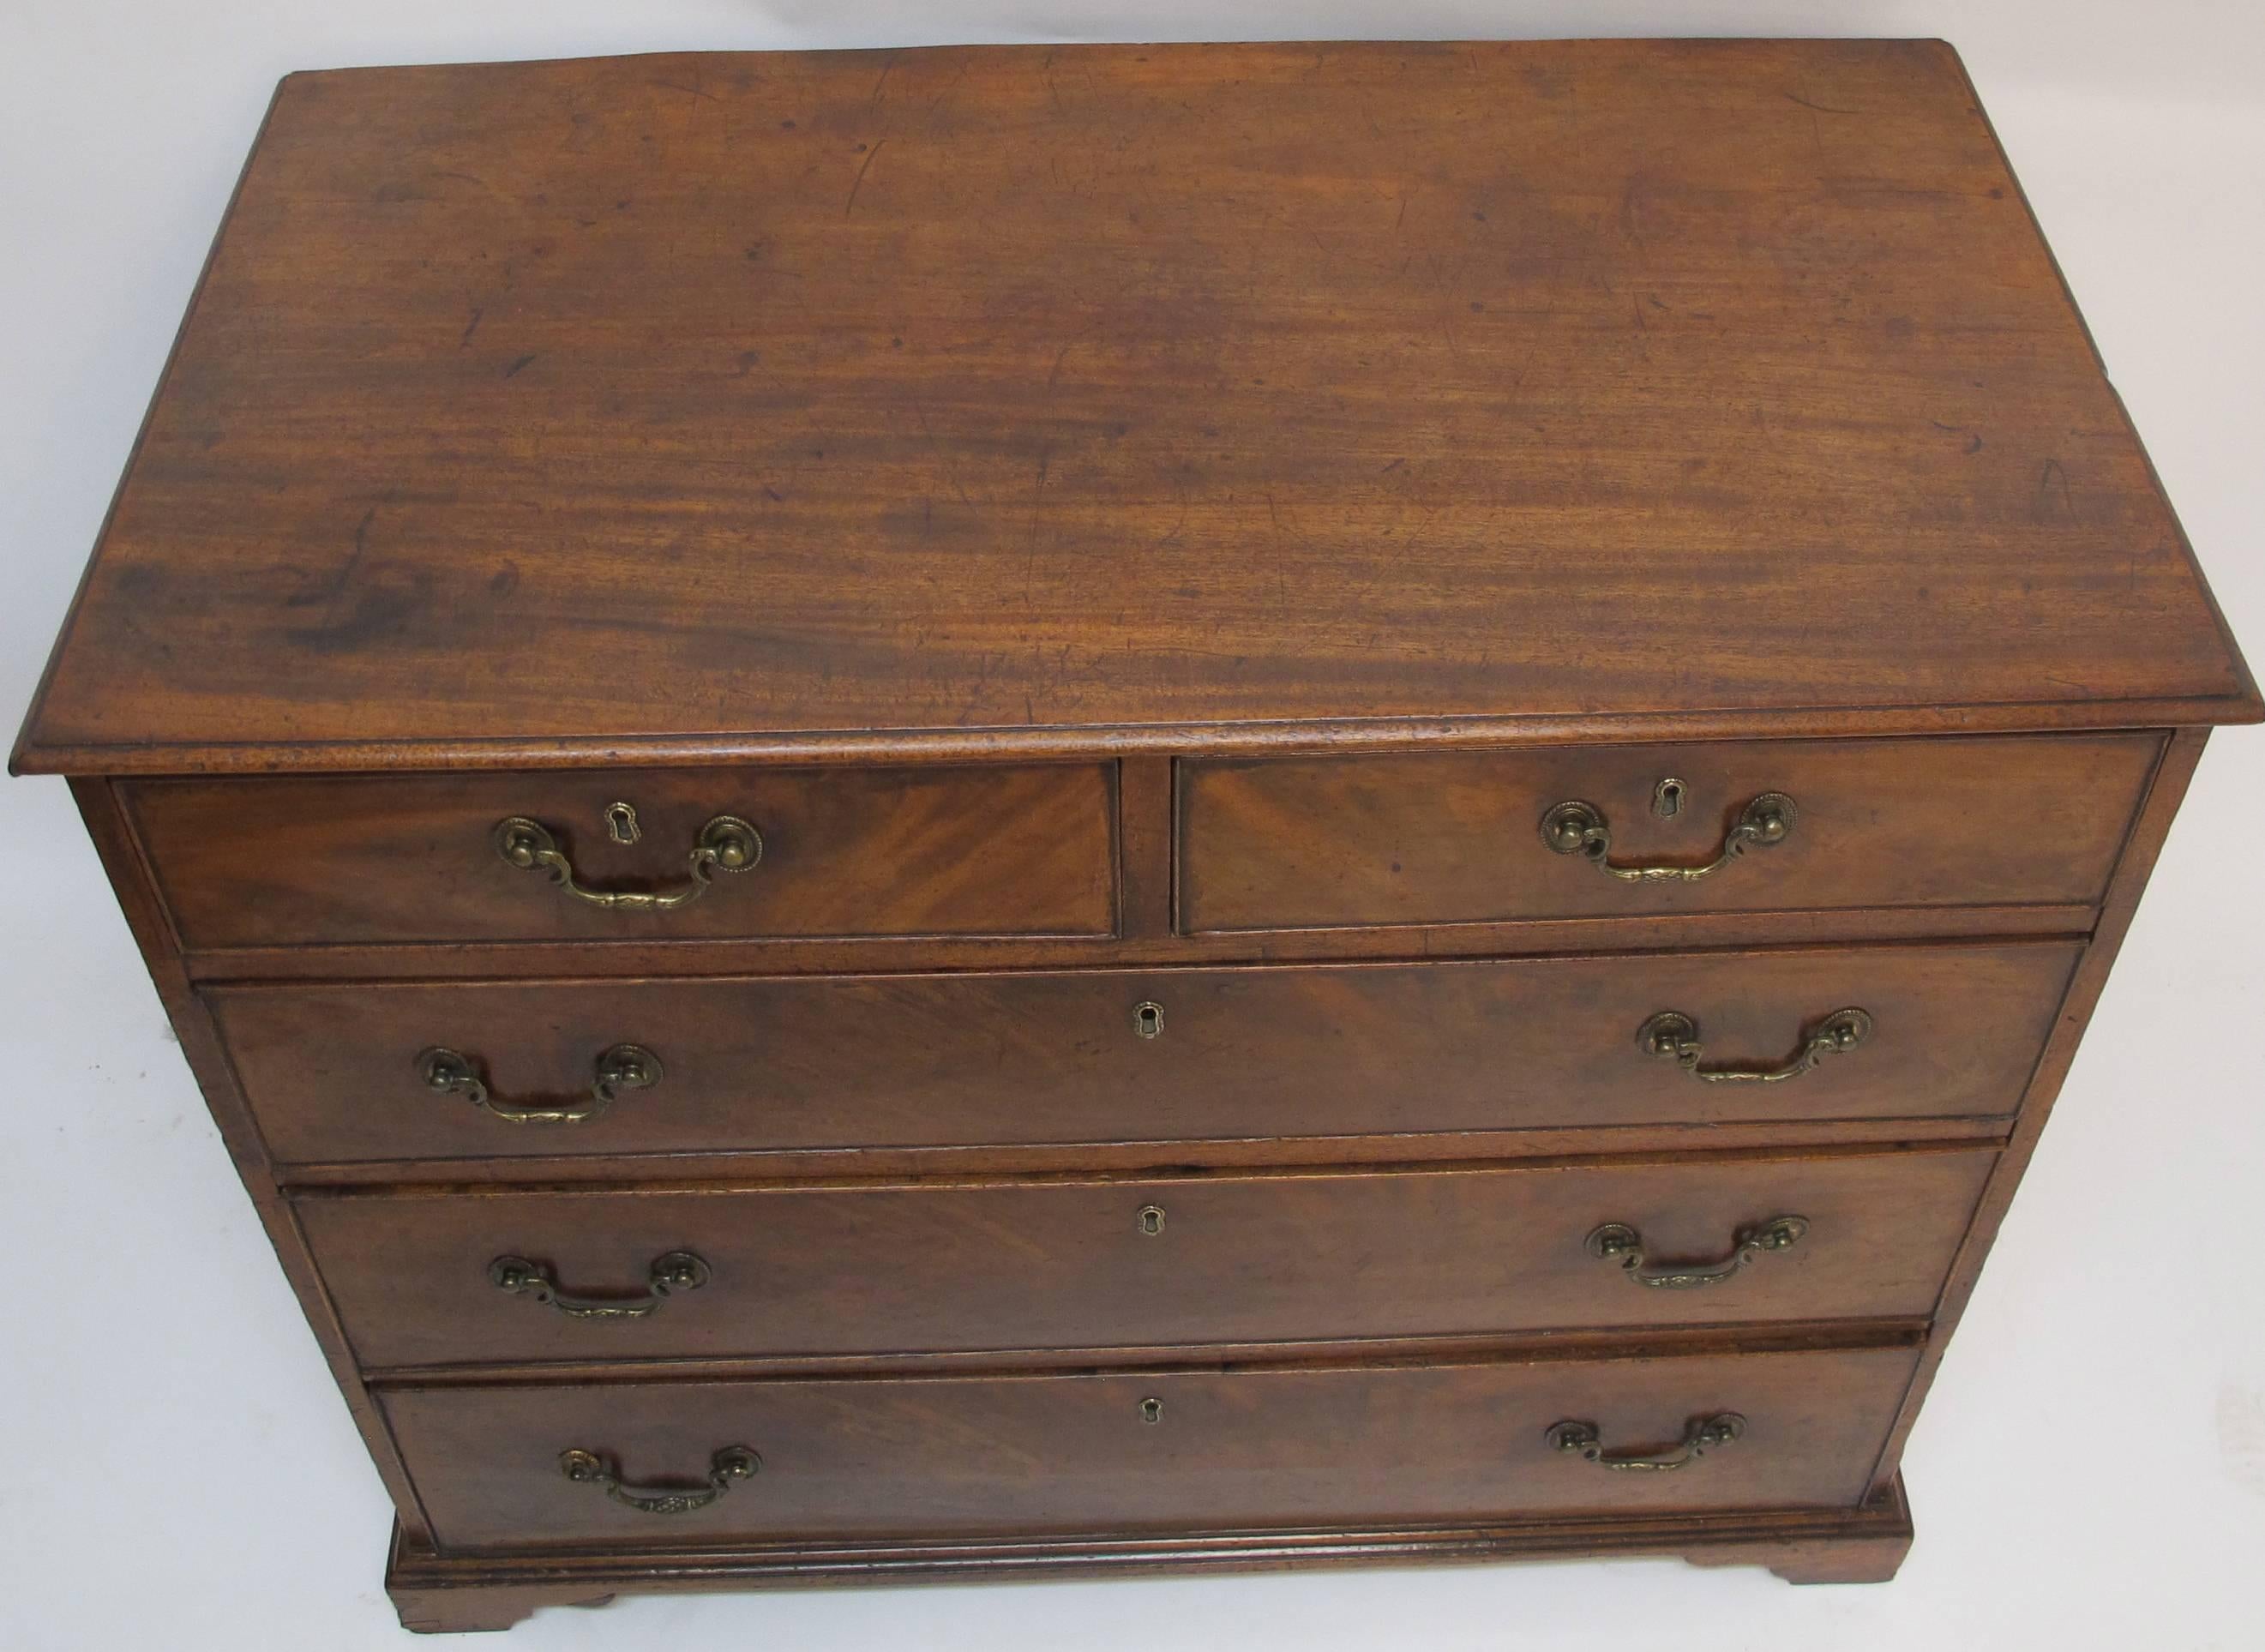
<box><xmin>210</xmin><ymin>941</ymin><xmax>2077</xmax><ymax>1168</ymax></box>
<box><xmin>126</xmin><ymin>763</ymin><xmax>1117</xmax><ymax>951</ymax></box>
<box><xmin>1180</xmin><ymin>734</ymin><xmax>2159</xmax><ymax>934</ymax></box>
<box><xmin>13</xmin><ymin>36</ymin><xmax>2256</xmax><ymax>1636</ymax></box>
<box><xmin>381</xmin><ymin>1345</ymin><xmax>1925</xmax><ymax>1551</ymax></box>
<box><xmin>298</xmin><ymin>1149</ymin><xmax>1995</xmax><ymax>1370</ymax></box>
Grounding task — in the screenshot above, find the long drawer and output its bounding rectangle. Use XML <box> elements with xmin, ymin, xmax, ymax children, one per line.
<box><xmin>123</xmin><ymin>762</ymin><xmax>1117</xmax><ymax>950</ymax></box>
<box><xmin>381</xmin><ymin>1343</ymin><xmax>1924</xmax><ymax>1550</ymax></box>
<box><xmin>213</xmin><ymin>940</ymin><xmax>2076</xmax><ymax>1167</ymax></box>
<box><xmin>1178</xmin><ymin>732</ymin><xmax>2160</xmax><ymax>933</ymax></box>
<box><xmin>302</xmin><ymin>1148</ymin><xmax>1992</xmax><ymax>1369</ymax></box>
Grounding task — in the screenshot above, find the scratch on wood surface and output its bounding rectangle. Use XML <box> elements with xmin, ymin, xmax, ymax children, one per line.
<box><xmin>343</xmin><ymin>508</ymin><xmax>374</xmax><ymax>590</ymax></box>
<box><xmin>1023</xmin><ymin>443</ymin><xmax>1054</xmax><ymax>585</ymax></box>
<box><xmin>285</xmin><ymin>503</ymin><xmax>378</xmax><ymax>616</ymax></box>
<box><xmin>910</xmin><ymin>397</ymin><xmax>978</xmax><ymax>514</ymax></box>
<box><xmin>926</xmin><ymin>57</ymin><xmax>971</xmax><ymax>128</ymax></box>
<box><xmin>844</xmin><ymin>140</ymin><xmax>887</xmax><ymax>217</ymax></box>
<box><xmin>1148</xmin><ymin>495</ymin><xmax>1191</xmax><ymax>554</ymax></box>
<box><xmin>2037</xmin><ymin>457</ymin><xmax>2076</xmax><ymax>520</ymax></box>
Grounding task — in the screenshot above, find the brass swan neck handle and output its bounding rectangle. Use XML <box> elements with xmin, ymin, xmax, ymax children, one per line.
<box><xmin>417</xmin><ymin>1042</ymin><xmax>661</xmax><ymax>1124</ymax></box>
<box><xmin>1545</xmin><ymin>1414</ymin><xmax>1746</xmax><ymax>1472</ymax></box>
<box><xmin>1587</xmin><ymin>1216</ymin><xmax>1810</xmax><ymax>1289</ymax></box>
<box><xmin>1637</xmin><ymin>1007</ymin><xmax>1872</xmax><ymax>1084</ymax></box>
<box><xmin>557</xmin><ymin>1447</ymin><xmax>760</xmax><ymax>1514</ymax></box>
<box><xmin>490</xmin><ymin>1251</ymin><xmax>712</xmax><ymax>1319</ymax></box>
<box><xmin>1541</xmin><ymin>791</ymin><xmax>1795</xmax><ymax>881</ymax></box>
<box><xmin>494</xmin><ymin>814</ymin><xmax>761</xmax><ymax>910</ymax></box>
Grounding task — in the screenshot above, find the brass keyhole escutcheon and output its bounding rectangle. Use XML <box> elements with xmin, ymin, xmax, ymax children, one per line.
<box><xmin>1651</xmin><ymin>778</ymin><xmax>1685</xmax><ymax>819</ymax></box>
<box><xmin>1132</xmin><ymin>1000</ymin><xmax>1165</xmax><ymax>1040</ymax></box>
<box><xmin>604</xmin><ymin>801</ymin><xmax>642</xmax><ymax>844</ymax></box>
<box><xmin>1137</xmin><ymin>1204</ymin><xmax>1166</xmax><ymax>1236</ymax></box>
<box><xmin>1139</xmin><ymin>1397</ymin><xmax>1164</xmax><ymax>1424</ymax></box>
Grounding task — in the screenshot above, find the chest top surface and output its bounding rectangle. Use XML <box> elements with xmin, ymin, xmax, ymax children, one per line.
<box><xmin>13</xmin><ymin>38</ymin><xmax>2256</xmax><ymax>775</ymax></box>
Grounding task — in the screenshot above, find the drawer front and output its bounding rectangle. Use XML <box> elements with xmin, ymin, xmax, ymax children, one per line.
<box><xmin>126</xmin><ymin>763</ymin><xmax>1115</xmax><ymax>950</ymax></box>
<box><xmin>213</xmin><ymin>941</ymin><xmax>2075</xmax><ymax>1167</ymax></box>
<box><xmin>1179</xmin><ymin>733</ymin><xmax>2159</xmax><ymax>933</ymax></box>
<box><xmin>382</xmin><ymin>1344</ymin><xmax>1922</xmax><ymax>1548</ymax></box>
<box><xmin>301</xmin><ymin>1149</ymin><xmax>1992</xmax><ymax>1369</ymax></box>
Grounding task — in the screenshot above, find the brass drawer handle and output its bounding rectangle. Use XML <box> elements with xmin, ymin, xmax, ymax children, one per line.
<box><xmin>490</xmin><ymin>1251</ymin><xmax>712</xmax><ymax>1319</ymax></box>
<box><xmin>417</xmin><ymin>1042</ymin><xmax>661</xmax><ymax>1124</ymax></box>
<box><xmin>558</xmin><ymin>1445</ymin><xmax>759</xmax><ymax>1514</ymax></box>
<box><xmin>1545</xmin><ymin>1413</ymin><xmax>1745</xmax><ymax>1472</ymax></box>
<box><xmin>1587</xmin><ymin>1216</ymin><xmax>1809</xmax><ymax>1289</ymax></box>
<box><xmin>494</xmin><ymin>814</ymin><xmax>761</xmax><ymax>910</ymax></box>
<box><xmin>1638</xmin><ymin>1006</ymin><xmax>1872</xmax><ymax>1084</ymax></box>
<box><xmin>1541</xmin><ymin>791</ymin><xmax>1795</xmax><ymax>880</ymax></box>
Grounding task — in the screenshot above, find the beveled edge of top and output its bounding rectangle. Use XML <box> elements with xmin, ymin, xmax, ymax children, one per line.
<box><xmin>10</xmin><ymin>693</ymin><xmax>2261</xmax><ymax>778</ymax></box>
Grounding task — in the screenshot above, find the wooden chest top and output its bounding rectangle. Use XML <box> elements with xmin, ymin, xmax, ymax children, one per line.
<box><xmin>12</xmin><ymin>38</ymin><xmax>2256</xmax><ymax>775</ymax></box>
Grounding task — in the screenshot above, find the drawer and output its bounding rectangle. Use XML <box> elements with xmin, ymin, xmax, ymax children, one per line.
<box><xmin>300</xmin><ymin>1148</ymin><xmax>1992</xmax><ymax>1369</ymax></box>
<box><xmin>382</xmin><ymin>1343</ymin><xmax>1922</xmax><ymax>1549</ymax></box>
<box><xmin>124</xmin><ymin>763</ymin><xmax>1115</xmax><ymax>951</ymax></box>
<box><xmin>213</xmin><ymin>941</ymin><xmax>2076</xmax><ymax>1166</ymax></box>
<box><xmin>1178</xmin><ymin>733</ymin><xmax>2160</xmax><ymax>932</ymax></box>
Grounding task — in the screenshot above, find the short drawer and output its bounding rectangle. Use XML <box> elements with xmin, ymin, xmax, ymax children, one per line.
<box><xmin>213</xmin><ymin>940</ymin><xmax>2076</xmax><ymax>1167</ymax></box>
<box><xmin>300</xmin><ymin>1147</ymin><xmax>1992</xmax><ymax>1369</ymax></box>
<box><xmin>1178</xmin><ymin>732</ymin><xmax>2159</xmax><ymax>932</ymax></box>
<box><xmin>382</xmin><ymin>1343</ymin><xmax>1922</xmax><ymax>1549</ymax></box>
<box><xmin>125</xmin><ymin>762</ymin><xmax>1116</xmax><ymax>951</ymax></box>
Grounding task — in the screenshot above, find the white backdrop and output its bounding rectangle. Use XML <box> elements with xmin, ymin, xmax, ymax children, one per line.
<box><xmin>4</xmin><ymin>4</ymin><xmax>2261</xmax><ymax>1648</ymax></box>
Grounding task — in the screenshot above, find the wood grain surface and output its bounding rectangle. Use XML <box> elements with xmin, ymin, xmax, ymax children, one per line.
<box><xmin>12</xmin><ymin>39</ymin><xmax>2255</xmax><ymax>776</ymax></box>
<box><xmin>299</xmin><ymin>1149</ymin><xmax>1992</xmax><ymax>1369</ymax></box>
<box><xmin>382</xmin><ymin>1343</ymin><xmax>1923</xmax><ymax>1549</ymax></box>
<box><xmin>211</xmin><ymin>941</ymin><xmax>2076</xmax><ymax>1167</ymax></box>
<box><xmin>1180</xmin><ymin>732</ymin><xmax>2157</xmax><ymax>930</ymax></box>
<box><xmin>126</xmin><ymin>762</ymin><xmax>1115</xmax><ymax>948</ymax></box>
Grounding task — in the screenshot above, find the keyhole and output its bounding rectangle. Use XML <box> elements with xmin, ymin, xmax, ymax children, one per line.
<box><xmin>1139</xmin><ymin>1397</ymin><xmax>1164</xmax><ymax>1424</ymax></box>
<box><xmin>1132</xmin><ymin>1000</ymin><xmax>1164</xmax><ymax>1040</ymax></box>
<box><xmin>604</xmin><ymin>802</ymin><xmax>642</xmax><ymax>844</ymax></box>
<box><xmin>1651</xmin><ymin>778</ymin><xmax>1685</xmax><ymax>820</ymax></box>
<box><xmin>1137</xmin><ymin>1204</ymin><xmax>1166</xmax><ymax>1236</ymax></box>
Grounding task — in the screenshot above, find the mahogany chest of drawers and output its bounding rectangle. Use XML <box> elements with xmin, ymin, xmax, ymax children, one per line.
<box><xmin>13</xmin><ymin>38</ymin><xmax>2256</xmax><ymax>1634</ymax></box>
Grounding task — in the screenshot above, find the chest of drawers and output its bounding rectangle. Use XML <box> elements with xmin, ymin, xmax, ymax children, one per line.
<box><xmin>13</xmin><ymin>38</ymin><xmax>2256</xmax><ymax>1634</ymax></box>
